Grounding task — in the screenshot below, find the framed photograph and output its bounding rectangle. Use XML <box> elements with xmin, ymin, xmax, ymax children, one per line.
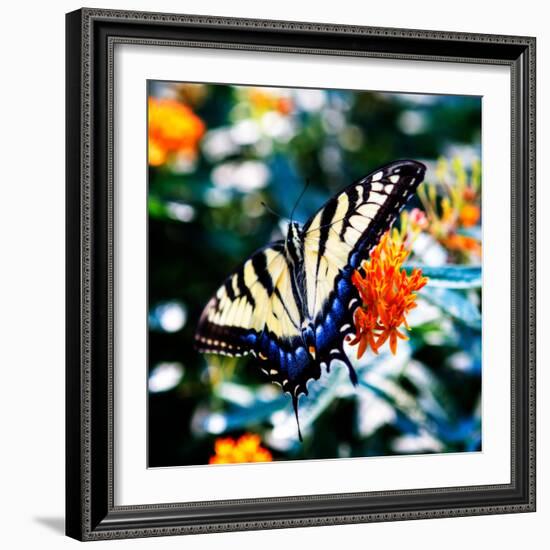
<box><xmin>66</xmin><ymin>8</ymin><xmax>536</xmax><ymax>541</ymax></box>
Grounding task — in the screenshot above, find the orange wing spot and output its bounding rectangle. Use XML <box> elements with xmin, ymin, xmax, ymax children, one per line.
<box><xmin>308</xmin><ymin>345</ymin><xmax>316</xmax><ymax>359</ymax></box>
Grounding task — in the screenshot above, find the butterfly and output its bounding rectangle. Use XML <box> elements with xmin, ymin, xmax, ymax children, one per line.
<box><xmin>195</xmin><ymin>160</ymin><xmax>426</xmax><ymax>439</ymax></box>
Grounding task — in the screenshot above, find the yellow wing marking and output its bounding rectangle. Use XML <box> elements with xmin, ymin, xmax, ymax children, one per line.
<box><xmin>304</xmin><ymin>192</ymin><xmax>350</xmax><ymax>319</ymax></box>
<box><xmin>205</xmin><ymin>248</ymin><xmax>301</xmax><ymax>340</ymax></box>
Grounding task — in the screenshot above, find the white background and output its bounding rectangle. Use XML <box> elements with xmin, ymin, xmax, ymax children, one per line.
<box><xmin>0</xmin><ymin>1</ymin><xmax>545</xmax><ymax>549</ymax></box>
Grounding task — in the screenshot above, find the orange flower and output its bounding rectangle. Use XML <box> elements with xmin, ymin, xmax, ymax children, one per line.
<box><xmin>209</xmin><ymin>434</ymin><xmax>273</xmax><ymax>465</ymax></box>
<box><xmin>459</xmin><ymin>203</ymin><xmax>480</xmax><ymax>228</ymax></box>
<box><xmin>246</xmin><ymin>88</ymin><xmax>294</xmax><ymax>116</ymax></box>
<box><xmin>462</xmin><ymin>186</ymin><xmax>477</xmax><ymax>202</ymax></box>
<box><xmin>148</xmin><ymin>97</ymin><xmax>205</xmax><ymax>167</ymax></box>
<box><xmin>349</xmin><ymin>232</ymin><xmax>427</xmax><ymax>358</ymax></box>
<box><xmin>442</xmin><ymin>234</ymin><xmax>482</xmax><ymax>256</ymax></box>
<box><xmin>417</xmin><ymin>157</ymin><xmax>482</xmax><ymax>262</ymax></box>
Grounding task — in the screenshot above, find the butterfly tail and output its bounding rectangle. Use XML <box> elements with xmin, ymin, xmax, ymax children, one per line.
<box><xmin>338</xmin><ymin>350</ymin><xmax>358</xmax><ymax>386</ymax></box>
<box><xmin>292</xmin><ymin>395</ymin><xmax>303</xmax><ymax>442</ymax></box>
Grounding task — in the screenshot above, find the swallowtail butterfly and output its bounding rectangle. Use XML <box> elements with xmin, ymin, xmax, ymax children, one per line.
<box><xmin>195</xmin><ymin>160</ymin><xmax>426</xmax><ymax>439</ymax></box>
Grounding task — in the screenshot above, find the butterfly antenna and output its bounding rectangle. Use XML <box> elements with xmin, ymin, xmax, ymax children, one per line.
<box><xmin>289</xmin><ymin>178</ymin><xmax>311</xmax><ymax>223</ymax></box>
<box><xmin>304</xmin><ymin>215</ymin><xmax>347</xmax><ymax>236</ymax></box>
<box><xmin>261</xmin><ymin>202</ymin><xmax>285</xmax><ymax>220</ymax></box>
<box><xmin>292</xmin><ymin>395</ymin><xmax>303</xmax><ymax>442</ymax></box>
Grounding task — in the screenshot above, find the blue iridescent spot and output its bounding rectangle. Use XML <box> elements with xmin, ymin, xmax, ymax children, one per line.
<box><xmin>268</xmin><ymin>339</ymin><xmax>279</xmax><ymax>360</ymax></box>
<box><xmin>245</xmin><ymin>332</ymin><xmax>257</xmax><ymax>345</ymax></box>
<box><xmin>278</xmin><ymin>349</ymin><xmax>288</xmax><ymax>375</ymax></box>
<box><xmin>286</xmin><ymin>352</ymin><xmax>300</xmax><ymax>378</ymax></box>
<box><xmin>331</xmin><ymin>297</ymin><xmax>344</xmax><ymax>318</ymax></box>
<box><xmin>337</xmin><ymin>277</ymin><xmax>351</xmax><ymax>296</ymax></box>
<box><xmin>295</xmin><ymin>346</ymin><xmax>308</xmax><ymax>364</ymax></box>
<box><xmin>315</xmin><ymin>324</ymin><xmax>324</xmax><ymax>341</ymax></box>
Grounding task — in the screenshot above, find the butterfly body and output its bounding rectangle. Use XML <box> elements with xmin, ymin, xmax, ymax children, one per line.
<box><xmin>195</xmin><ymin>160</ymin><xmax>426</xmax><ymax>438</ymax></box>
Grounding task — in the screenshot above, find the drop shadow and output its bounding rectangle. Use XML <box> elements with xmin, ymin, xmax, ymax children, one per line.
<box><xmin>34</xmin><ymin>516</ymin><xmax>65</xmax><ymax>535</ymax></box>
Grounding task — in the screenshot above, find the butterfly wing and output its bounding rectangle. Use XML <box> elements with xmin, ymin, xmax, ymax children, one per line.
<box><xmin>301</xmin><ymin>160</ymin><xmax>426</xmax><ymax>378</ymax></box>
<box><xmin>195</xmin><ymin>243</ymin><xmax>323</xmax><ymax>402</ymax></box>
<box><xmin>195</xmin><ymin>242</ymin><xmax>296</xmax><ymax>353</ymax></box>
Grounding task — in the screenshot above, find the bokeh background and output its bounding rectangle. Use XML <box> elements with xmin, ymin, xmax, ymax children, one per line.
<box><xmin>147</xmin><ymin>80</ymin><xmax>482</xmax><ymax>467</ymax></box>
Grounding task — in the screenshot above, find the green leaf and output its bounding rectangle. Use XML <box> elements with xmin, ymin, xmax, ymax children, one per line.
<box><xmin>148</xmin><ymin>195</ymin><xmax>166</xmax><ymax>219</ymax></box>
<box><xmin>198</xmin><ymin>386</ymin><xmax>288</xmax><ymax>434</ymax></box>
<box><xmin>405</xmin><ymin>264</ymin><xmax>481</xmax><ymax>289</ymax></box>
<box><xmin>420</xmin><ymin>287</ymin><xmax>481</xmax><ymax>330</ymax></box>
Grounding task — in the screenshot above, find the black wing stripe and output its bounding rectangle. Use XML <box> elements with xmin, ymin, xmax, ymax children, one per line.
<box><xmin>274</xmin><ymin>287</ymin><xmax>300</xmax><ymax>330</ymax></box>
<box><xmin>224</xmin><ymin>278</ymin><xmax>236</xmax><ymax>300</ymax></box>
<box><xmin>315</xmin><ymin>197</ymin><xmax>338</xmax><ymax>276</ymax></box>
<box><xmin>236</xmin><ymin>267</ymin><xmax>256</xmax><ymax>308</ymax></box>
<box><xmin>252</xmin><ymin>250</ymin><xmax>302</xmax><ymax>327</ymax></box>
<box><xmin>251</xmin><ymin>250</ymin><xmax>275</xmax><ymax>295</ymax></box>
<box><xmin>340</xmin><ymin>184</ymin><xmax>359</xmax><ymax>240</ymax></box>
<box><xmin>288</xmin><ymin>255</ymin><xmax>306</xmax><ymax>319</ymax></box>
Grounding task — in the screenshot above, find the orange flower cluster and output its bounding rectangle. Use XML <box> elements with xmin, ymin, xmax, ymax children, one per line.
<box><xmin>443</xmin><ymin>233</ymin><xmax>481</xmax><ymax>256</ymax></box>
<box><xmin>440</xmin><ymin>193</ymin><xmax>481</xmax><ymax>257</ymax></box>
<box><xmin>246</xmin><ymin>88</ymin><xmax>293</xmax><ymax>116</ymax></box>
<box><xmin>418</xmin><ymin>158</ymin><xmax>481</xmax><ymax>260</ymax></box>
<box><xmin>209</xmin><ymin>434</ymin><xmax>273</xmax><ymax>465</ymax></box>
<box><xmin>148</xmin><ymin>97</ymin><xmax>205</xmax><ymax>167</ymax></box>
<box><xmin>459</xmin><ymin>202</ymin><xmax>481</xmax><ymax>228</ymax></box>
<box><xmin>349</xmin><ymin>232</ymin><xmax>427</xmax><ymax>358</ymax></box>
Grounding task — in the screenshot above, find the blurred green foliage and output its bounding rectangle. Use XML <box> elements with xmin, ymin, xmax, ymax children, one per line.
<box><xmin>147</xmin><ymin>81</ymin><xmax>482</xmax><ymax>466</ymax></box>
